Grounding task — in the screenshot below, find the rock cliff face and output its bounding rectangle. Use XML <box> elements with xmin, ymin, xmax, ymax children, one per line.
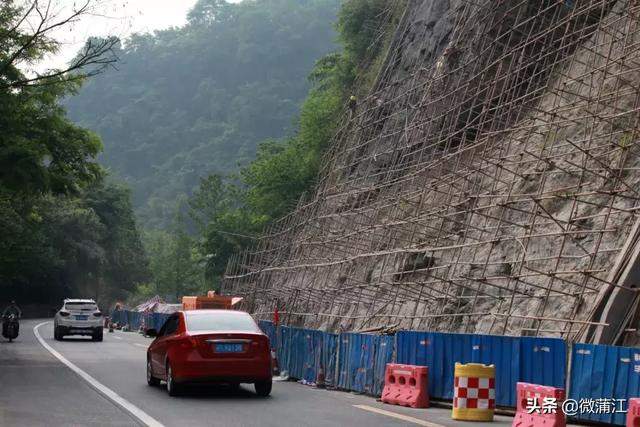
<box><xmin>224</xmin><ymin>0</ymin><xmax>640</xmax><ymax>341</ymax></box>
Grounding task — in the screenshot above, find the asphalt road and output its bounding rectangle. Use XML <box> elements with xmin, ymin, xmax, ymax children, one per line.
<box><xmin>0</xmin><ymin>319</ymin><xmax>514</xmax><ymax>427</ymax></box>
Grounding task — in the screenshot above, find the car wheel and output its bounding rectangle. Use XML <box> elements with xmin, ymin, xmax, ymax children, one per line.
<box><xmin>166</xmin><ymin>363</ymin><xmax>181</xmax><ymax>397</ymax></box>
<box><xmin>254</xmin><ymin>379</ymin><xmax>272</xmax><ymax>397</ymax></box>
<box><xmin>92</xmin><ymin>329</ymin><xmax>103</xmax><ymax>342</ymax></box>
<box><xmin>54</xmin><ymin>326</ymin><xmax>63</xmax><ymax>341</ymax></box>
<box><xmin>147</xmin><ymin>359</ymin><xmax>160</xmax><ymax>386</ymax></box>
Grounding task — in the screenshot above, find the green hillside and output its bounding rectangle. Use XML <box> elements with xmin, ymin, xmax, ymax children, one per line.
<box><xmin>66</xmin><ymin>0</ymin><xmax>340</xmax><ymax>228</ymax></box>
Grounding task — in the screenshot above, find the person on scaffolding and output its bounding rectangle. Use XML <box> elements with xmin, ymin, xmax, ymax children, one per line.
<box><xmin>348</xmin><ymin>95</ymin><xmax>357</xmax><ymax>116</ymax></box>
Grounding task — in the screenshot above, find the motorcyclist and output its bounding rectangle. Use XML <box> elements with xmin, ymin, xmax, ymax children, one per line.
<box><xmin>2</xmin><ymin>301</ymin><xmax>22</xmax><ymax>318</ymax></box>
<box><xmin>2</xmin><ymin>300</ymin><xmax>21</xmax><ymax>339</ymax></box>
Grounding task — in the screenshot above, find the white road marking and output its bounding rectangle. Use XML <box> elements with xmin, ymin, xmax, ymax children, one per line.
<box><xmin>34</xmin><ymin>322</ymin><xmax>164</xmax><ymax>427</ymax></box>
<box><xmin>134</xmin><ymin>343</ymin><xmax>147</xmax><ymax>348</ymax></box>
<box><xmin>353</xmin><ymin>405</ymin><xmax>446</xmax><ymax>427</ymax></box>
<box><xmin>112</xmin><ymin>336</ymin><xmax>123</xmax><ymax>340</ymax></box>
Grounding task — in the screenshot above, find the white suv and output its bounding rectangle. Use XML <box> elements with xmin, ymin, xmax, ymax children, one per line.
<box><xmin>54</xmin><ymin>299</ymin><xmax>104</xmax><ymax>341</ymax></box>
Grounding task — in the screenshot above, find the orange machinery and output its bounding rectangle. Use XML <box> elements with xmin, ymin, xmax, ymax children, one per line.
<box><xmin>182</xmin><ymin>291</ymin><xmax>243</xmax><ymax>310</ymax></box>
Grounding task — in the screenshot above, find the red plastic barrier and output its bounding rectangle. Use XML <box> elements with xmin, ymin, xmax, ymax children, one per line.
<box><xmin>381</xmin><ymin>363</ymin><xmax>429</xmax><ymax>408</ymax></box>
<box><xmin>628</xmin><ymin>398</ymin><xmax>640</xmax><ymax>427</ymax></box>
<box><xmin>512</xmin><ymin>382</ymin><xmax>566</xmax><ymax>427</ymax></box>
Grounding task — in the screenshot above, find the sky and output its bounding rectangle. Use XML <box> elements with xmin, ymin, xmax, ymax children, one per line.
<box><xmin>34</xmin><ymin>0</ymin><xmax>241</xmax><ymax>71</ymax></box>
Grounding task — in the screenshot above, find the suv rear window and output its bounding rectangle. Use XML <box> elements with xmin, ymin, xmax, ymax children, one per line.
<box><xmin>185</xmin><ymin>312</ymin><xmax>260</xmax><ymax>333</ymax></box>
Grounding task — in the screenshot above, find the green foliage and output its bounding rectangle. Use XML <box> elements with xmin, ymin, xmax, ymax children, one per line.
<box><xmin>0</xmin><ymin>179</ymin><xmax>150</xmax><ymax>304</ymax></box>
<box><xmin>187</xmin><ymin>0</ymin><xmax>404</xmax><ymax>287</ymax></box>
<box><xmin>141</xmin><ymin>226</ymin><xmax>205</xmax><ymax>302</ymax></box>
<box><xmin>188</xmin><ymin>176</ymin><xmax>258</xmax><ymax>289</ymax></box>
<box><xmin>0</xmin><ymin>8</ymin><xmax>103</xmax><ymax>196</ymax></box>
<box><xmin>336</xmin><ymin>0</ymin><xmax>390</xmax><ymax>63</ymax></box>
<box><xmin>65</xmin><ymin>0</ymin><xmax>341</xmax><ymax>228</ymax></box>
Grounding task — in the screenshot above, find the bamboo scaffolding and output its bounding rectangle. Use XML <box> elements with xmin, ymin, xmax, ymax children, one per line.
<box><xmin>223</xmin><ymin>0</ymin><xmax>640</xmax><ymax>339</ymax></box>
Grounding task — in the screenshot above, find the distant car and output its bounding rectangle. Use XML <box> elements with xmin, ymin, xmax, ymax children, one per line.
<box><xmin>54</xmin><ymin>299</ymin><xmax>104</xmax><ymax>341</ymax></box>
<box><xmin>146</xmin><ymin>310</ymin><xmax>272</xmax><ymax>397</ymax></box>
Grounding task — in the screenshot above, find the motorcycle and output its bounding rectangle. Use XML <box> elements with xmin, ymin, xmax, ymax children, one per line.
<box><xmin>2</xmin><ymin>314</ymin><xmax>19</xmax><ymax>342</ymax></box>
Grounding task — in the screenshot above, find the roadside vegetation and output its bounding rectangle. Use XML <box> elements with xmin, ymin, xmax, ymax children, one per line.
<box><xmin>0</xmin><ymin>1</ymin><xmax>149</xmax><ymax>306</ymax></box>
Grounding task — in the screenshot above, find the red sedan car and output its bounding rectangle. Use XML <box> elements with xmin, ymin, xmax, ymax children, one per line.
<box><xmin>146</xmin><ymin>310</ymin><xmax>272</xmax><ymax>397</ymax></box>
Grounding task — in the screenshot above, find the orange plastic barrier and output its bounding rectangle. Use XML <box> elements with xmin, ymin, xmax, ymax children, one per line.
<box><xmin>381</xmin><ymin>363</ymin><xmax>429</xmax><ymax>408</ymax></box>
<box><xmin>512</xmin><ymin>382</ymin><xmax>566</xmax><ymax>427</ymax></box>
<box><xmin>628</xmin><ymin>398</ymin><xmax>640</xmax><ymax>427</ymax></box>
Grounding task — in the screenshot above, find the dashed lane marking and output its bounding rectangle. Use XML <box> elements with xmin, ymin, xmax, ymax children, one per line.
<box><xmin>353</xmin><ymin>405</ymin><xmax>446</xmax><ymax>427</ymax></box>
<box><xmin>34</xmin><ymin>322</ymin><xmax>164</xmax><ymax>427</ymax></box>
<box><xmin>134</xmin><ymin>343</ymin><xmax>147</xmax><ymax>348</ymax></box>
<box><xmin>112</xmin><ymin>336</ymin><xmax>123</xmax><ymax>340</ymax></box>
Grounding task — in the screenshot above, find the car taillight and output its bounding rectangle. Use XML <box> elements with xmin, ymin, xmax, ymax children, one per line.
<box><xmin>93</xmin><ymin>312</ymin><xmax>102</xmax><ymax>317</ymax></box>
<box><xmin>251</xmin><ymin>338</ymin><xmax>268</xmax><ymax>349</ymax></box>
<box><xmin>179</xmin><ymin>337</ymin><xmax>198</xmax><ymax>349</ymax></box>
<box><xmin>59</xmin><ymin>311</ymin><xmax>70</xmax><ymax>317</ymax></box>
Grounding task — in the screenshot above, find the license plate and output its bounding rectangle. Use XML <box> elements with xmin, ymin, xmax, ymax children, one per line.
<box><xmin>75</xmin><ymin>315</ymin><xmax>88</xmax><ymax>321</ymax></box>
<box><xmin>215</xmin><ymin>343</ymin><xmax>243</xmax><ymax>353</ymax></box>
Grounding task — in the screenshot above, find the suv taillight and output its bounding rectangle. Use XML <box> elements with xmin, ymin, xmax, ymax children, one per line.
<box><xmin>59</xmin><ymin>311</ymin><xmax>70</xmax><ymax>317</ymax></box>
<box><xmin>93</xmin><ymin>312</ymin><xmax>102</xmax><ymax>317</ymax></box>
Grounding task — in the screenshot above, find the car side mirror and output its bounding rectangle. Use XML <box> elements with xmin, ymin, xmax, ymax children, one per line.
<box><xmin>146</xmin><ymin>329</ymin><xmax>158</xmax><ymax>337</ymax></box>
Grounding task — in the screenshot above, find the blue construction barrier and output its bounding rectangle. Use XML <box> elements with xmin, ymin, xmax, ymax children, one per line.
<box><xmin>126</xmin><ymin>311</ymin><xmax>143</xmax><ymax>330</ymax></box>
<box><xmin>109</xmin><ymin>310</ymin><xmax>169</xmax><ymax>331</ymax></box>
<box><xmin>569</xmin><ymin>343</ymin><xmax>640</xmax><ymax>425</ymax></box>
<box><xmin>396</xmin><ymin>331</ymin><xmax>566</xmax><ymax>407</ymax></box>
<box><xmin>336</xmin><ymin>333</ymin><xmax>394</xmax><ymax>394</ymax></box>
<box><xmin>373</xmin><ymin>335</ymin><xmax>395</xmax><ymax>396</ymax></box>
<box><xmin>152</xmin><ymin>313</ymin><xmax>170</xmax><ymax>330</ymax></box>
<box><xmin>257</xmin><ymin>320</ymin><xmax>277</xmax><ymax>344</ymax></box>
<box><xmin>323</xmin><ymin>332</ymin><xmax>339</xmax><ymax>388</ymax></box>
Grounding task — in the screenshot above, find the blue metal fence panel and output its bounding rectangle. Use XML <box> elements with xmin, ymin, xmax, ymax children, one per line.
<box><xmin>152</xmin><ymin>313</ymin><xmax>170</xmax><ymax>331</ymax></box>
<box><xmin>336</xmin><ymin>333</ymin><xmax>376</xmax><ymax>393</ymax></box>
<box><xmin>110</xmin><ymin>310</ymin><xmax>126</xmax><ymax>325</ymax></box>
<box><xmin>471</xmin><ymin>334</ymin><xmax>519</xmax><ymax>406</ymax></box>
<box><xmin>275</xmin><ymin>327</ymin><xmax>321</xmax><ymax>382</ymax></box>
<box><xmin>303</xmin><ymin>329</ymin><xmax>324</xmax><ymax>383</ymax></box>
<box><xmin>353</xmin><ymin>334</ymin><xmax>375</xmax><ymax>393</ymax></box>
<box><xmin>373</xmin><ymin>335</ymin><xmax>395</xmax><ymax>396</ymax></box>
<box><xmin>289</xmin><ymin>328</ymin><xmax>307</xmax><ymax>379</ymax></box>
<box><xmin>323</xmin><ymin>332</ymin><xmax>338</xmax><ymax>388</ymax></box>
<box><xmin>337</xmin><ymin>333</ymin><xmax>351</xmax><ymax>390</ymax></box>
<box><xmin>127</xmin><ymin>311</ymin><xmax>143</xmax><ymax>330</ymax></box>
<box><xmin>257</xmin><ymin>320</ymin><xmax>277</xmax><ymax>345</ymax></box>
<box><xmin>277</xmin><ymin>326</ymin><xmax>293</xmax><ymax>375</ymax></box>
<box><xmin>519</xmin><ymin>337</ymin><xmax>566</xmax><ymax>390</ymax></box>
<box><xmin>570</xmin><ymin>343</ymin><xmax>640</xmax><ymax>425</ymax></box>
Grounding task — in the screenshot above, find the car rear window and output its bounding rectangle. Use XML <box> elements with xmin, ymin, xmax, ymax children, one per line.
<box><xmin>65</xmin><ymin>302</ymin><xmax>97</xmax><ymax>311</ymax></box>
<box><xmin>185</xmin><ymin>312</ymin><xmax>260</xmax><ymax>332</ymax></box>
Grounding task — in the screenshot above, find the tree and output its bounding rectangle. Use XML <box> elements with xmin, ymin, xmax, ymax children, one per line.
<box><xmin>142</xmin><ymin>223</ymin><xmax>205</xmax><ymax>302</ymax></box>
<box><xmin>0</xmin><ymin>1</ymin><xmax>147</xmax><ymax>308</ymax></box>
<box><xmin>0</xmin><ymin>1</ymin><xmax>121</xmax><ymax>196</ymax></box>
<box><xmin>0</xmin><ymin>1</ymin><xmax>118</xmax><ymax>90</ymax></box>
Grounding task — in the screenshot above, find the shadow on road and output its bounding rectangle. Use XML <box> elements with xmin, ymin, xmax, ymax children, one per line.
<box><xmin>55</xmin><ymin>337</ymin><xmax>98</xmax><ymax>343</ymax></box>
<box><xmin>159</xmin><ymin>383</ymin><xmax>266</xmax><ymax>400</ymax></box>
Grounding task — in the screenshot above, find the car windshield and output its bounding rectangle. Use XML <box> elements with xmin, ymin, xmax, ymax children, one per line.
<box><xmin>185</xmin><ymin>312</ymin><xmax>260</xmax><ymax>333</ymax></box>
<box><xmin>65</xmin><ymin>302</ymin><xmax>97</xmax><ymax>311</ymax></box>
